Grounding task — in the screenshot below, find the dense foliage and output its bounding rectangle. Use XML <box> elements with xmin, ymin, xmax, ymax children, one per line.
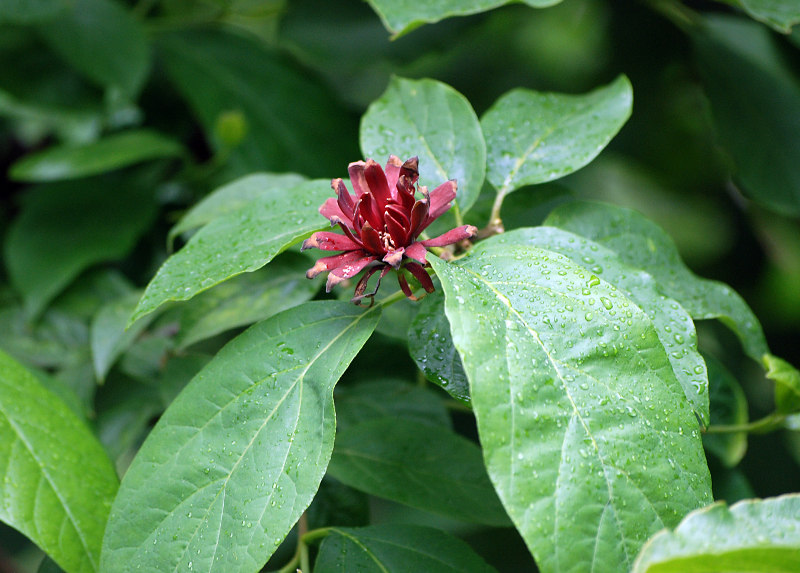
<box><xmin>1</xmin><ymin>1</ymin><xmax>800</xmax><ymax>572</ymax></box>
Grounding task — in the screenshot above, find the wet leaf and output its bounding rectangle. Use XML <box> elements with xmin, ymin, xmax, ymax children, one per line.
<box><xmin>764</xmin><ymin>353</ymin><xmax>800</xmax><ymax>414</ymax></box>
<box><xmin>100</xmin><ymin>301</ymin><xmax>380</xmax><ymax>573</ymax></box>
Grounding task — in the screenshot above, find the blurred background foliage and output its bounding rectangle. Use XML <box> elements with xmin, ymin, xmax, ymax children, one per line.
<box><xmin>1</xmin><ymin>0</ymin><xmax>799</xmax><ymax>571</ymax></box>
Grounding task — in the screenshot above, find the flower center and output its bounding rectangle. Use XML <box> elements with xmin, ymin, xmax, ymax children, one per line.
<box><xmin>379</xmin><ymin>230</ymin><xmax>396</xmax><ymax>252</ymax></box>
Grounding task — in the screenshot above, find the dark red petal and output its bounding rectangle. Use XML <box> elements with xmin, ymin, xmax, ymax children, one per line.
<box><xmin>382</xmin><ymin>247</ymin><xmax>405</xmax><ymax>268</ymax></box>
<box><xmin>355</xmin><ymin>192</ymin><xmax>383</xmax><ymax>231</ymax></box>
<box><xmin>408</xmin><ymin>199</ymin><xmax>430</xmax><ymax>239</ymax></box>
<box><xmin>326</xmin><ymin>255</ymin><xmax>378</xmax><ymax>292</ymax></box>
<box><xmin>385</xmin><ymin>209</ymin><xmax>409</xmax><ymax>246</ymax></box>
<box><xmin>385</xmin><ymin>204</ymin><xmax>410</xmax><ymax>227</ymax></box>
<box><xmin>348</xmin><ymin>161</ymin><xmax>368</xmax><ymax>197</ymax></box>
<box><xmin>338</xmin><ymin>222</ymin><xmax>364</xmax><ymax>248</ymax></box>
<box><xmin>405</xmin><ymin>262</ymin><xmax>435</xmax><ymax>293</ymax></box>
<box><xmin>405</xmin><ymin>241</ymin><xmax>428</xmax><ymax>264</ymax></box>
<box><xmin>421</xmin><ymin>225</ymin><xmax>478</xmax><ymax>248</ymax></box>
<box><xmin>359</xmin><ymin>222</ymin><xmax>385</xmax><ymax>254</ymax></box>
<box><xmin>399</xmin><ymin>156</ymin><xmax>419</xmax><ymax>186</ymax></box>
<box><xmin>426</xmin><ymin>180</ymin><xmax>457</xmax><ymax>221</ymax></box>
<box><xmin>364</xmin><ymin>159</ymin><xmax>392</xmax><ymax>211</ymax></box>
<box><xmin>333</xmin><ymin>178</ymin><xmax>355</xmax><ymax>217</ymax></box>
<box><xmin>306</xmin><ymin>250</ymin><xmax>364</xmax><ymax>279</ymax></box>
<box><xmin>384</xmin><ymin>156</ymin><xmax>403</xmax><ymax>194</ymax></box>
<box><xmin>301</xmin><ymin>231</ymin><xmax>362</xmax><ymax>252</ymax></box>
<box><xmin>397</xmin><ymin>272</ymin><xmax>415</xmax><ymax>299</ymax></box>
<box><xmin>320</xmin><ymin>198</ymin><xmax>353</xmax><ymax>228</ymax></box>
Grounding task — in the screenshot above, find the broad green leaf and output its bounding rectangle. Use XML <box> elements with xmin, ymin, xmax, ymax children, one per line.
<box><xmin>174</xmin><ymin>253</ymin><xmax>321</xmax><ymax>349</ymax></box>
<box><xmin>360</xmin><ymin>76</ymin><xmax>486</xmax><ymax>214</ymax></box>
<box><xmin>503</xmin><ymin>226</ymin><xmax>710</xmax><ymax>422</ymax></box>
<box><xmin>306</xmin><ymin>477</ymin><xmax>370</xmax><ymax>530</ymax></box>
<box><xmin>702</xmin><ymin>354</ymin><xmax>748</xmax><ymax>467</ymax></box>
<box><xmin>632</xmin><ymin>494</ymin><xmax>800</xmax><ymax>573</ymax></box>
<box><xmin>408</xmin><ymin>290</ymin><xmax>470</xmax><ymax>404</ymax></box>
<box><xmin>4</xmin><ymin>172</ymin><xmax>159</xmax><ymax>318</ymax></box>
<box><xmin>0</xmin><ymin>0</ymin><xmax>66</xmax><ymax>23</ymax></box>
<box><xmin>328</xmin><ymin>417</ymin><xmax>509</xmax><ymax>526</ymax></box>
<box><xmin>100</xmin><ymin>301</ymin><xmax>381</xmax><ymax>573</ymax></box>
<box><xmin>9</xmin><ymin>130</ymin><xmax>183</xmax><ymax>182</ymax></box>
<box><xmin>763</xmin><ymin>354</ymin><xmax>800</xmax><ymax>414</ymax></box>
<box><xmin>0</xmin><ymin>349</ymin><xmax>119</xmax><ymax>573</ymax></box>
<box><xmin>168</xmin><ymin>173</ymin><xmax>307</xmax><ymax>244</ymax></box>
<box><xmin>365</xmin><ymin>0</ymin><xmax>561</xmax><ymax>38</ymax></box>
<box><xmin>429</xmin><ymin>241</ymin><xmax>712</xmax><ymax>572</ymax></box>
<box><xmin>314</xmin><ymin>524</ymin><xmax>498</xmax><ymax>573</ymax></box>
<box><xmin>731</xmin><ymin>0</ymin><xmax>800</xmax><ymax>33</ymax></box>
<box><xmin>693</xmin><ymin>15</ymin><xmax>800</xmax><ymax>215</ymax></box>
<box><xmin>90</xmin><ymin>291</ymin><xmax>156</xmax><ymax>382</ymax></box>
<box><xmin>481</xmin><ymin>75</ymin><xmax>632</xmax><ymax>195</ymax></box>
<box><xmin>158</xmin><ymin>29</ymin><xmax>356</xmax><ymax>177</ymax></box>
<box><xmin>35</xmin><ymin>0</ymin><xmax>149</xmax><ymax>97</ymax></box>
<box><xmin>129</xmin><ymin>179</ymin><xmax>331</xmax><ymax>324</ymax></box>
<box><xmin>334</xmin><ymin>378</ymin><xmax>451</xmax><ymax>430</ymax></box>
<box><xmin>545</xmin><ymin>201</ymin><xmax>770</xmax><ymax>362</ymax></box>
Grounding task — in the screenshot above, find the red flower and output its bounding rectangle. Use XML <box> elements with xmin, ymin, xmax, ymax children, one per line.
<box><xmin>303</xmin><ymin>155</ymin><xmax>477</xmax><ymax>304</ymax></box>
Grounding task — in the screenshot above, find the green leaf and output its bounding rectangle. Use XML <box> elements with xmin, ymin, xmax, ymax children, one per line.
<box><xmin>545</xmin><ymin>201</ymin><xmax>770</xmax><ymax>363</ymax></box>
<box><xmin>364</xmin><ymin>0</ymin><xmax>561</xmax><ymax>38</ymax></box>
<box><xmin>731</xmin><ymin>0</ymin><xmax>800</xmax><ymax>33</ymax></box>
<box><xmin>35</xmin><ymin>0</ymin><xmax>149</xmax><ymax>97</ymax></box>
<box><xmin>174</xmin><ymin>253</ymin><xmax>321</xmax><ymax>349</ymax></box>
<box><xmin>314</xmin><ymin>524</ymin><xmax>498</xmax><ymax>573</ymax></box>
<box><xmin>360</xmin><ymin>76</ymin><xmax>486</xmax><ymax>214</ymax></box>
<box><xmin>9</xmin><ymin>130</ymin><xmax>183</xmax><ymax>182</ymax></box>
<box><xmin>702</xmin><ymin>353</ymin><xmax>748</xmax><ymax>467</ymax></box>
<box><xmin>429</xmin><ymin>240</ymin><xmax>712</xmax><ymax>572</ymax></box>
<box><xmin>100</xmin><ymin>301</ymin><xmax>381</xmax><ymax>573</ymax></box>
<box><xmin>129</xmin><ymin>179</ymin><xmax>331</xmax><ymax>325</ymax></box>
<box><xmin>158</xmin><ymin>29</ymin><xmax>356</xmax><ymax>177</ymax></box>
<box><xmin>502</xmin><ymin>226</ymin><xmax>710</xmax><ymax>423</ymax></box>
<box><xmin>0</xmin><ymin>349</ymin><xmax>119</xmax><ymax>573</ymax></box>
<box><xmin>4</xmin><ymin>172</ymin><xmax>159</xmax><ymax>318</ymax></box>
<box><xmin>481</xmin><ymin>75</ymin><xmax>632</xmax><ymax>195</ymax></box>
<box><xmin>763</xmin><ymin>354</ymin><xmax>800</xmax><ymax>414</ymax></box>
<box><xmin>632</xmin><ymin>494</ymin><xmax>800</xmax><ymax>573</ymax></box>
<box><xmin>334</xmin><ymin>378</ymin><xmax>451</xmax><ymax>431</ymax></box>
<box><xmin>168</xmin><ymin>173</ymin><xmax>307</xmax><ymax>245</ymax></box>
<box><xmin>0</xmin><ymin>0</ymin><xmax>66</xmax><ymax>23</ymax></box>
<box><xmin>90</xmin><ymin>291</ymin><xmax>157</xmax><ymax>382</ymax></box>
<box><xmin>328</xmin><ymin>417</ymin><xmax>509</xmax><ymax>526</ymax></box>
<box><xmin>693</xmin><ymin>15</ymin><xmax>800</xmax><ymax>215</ymax></box>
<box><xmin>408</xmin><ymin>290</ymin><xmax>470</xmax><ymax>404</ymax></box>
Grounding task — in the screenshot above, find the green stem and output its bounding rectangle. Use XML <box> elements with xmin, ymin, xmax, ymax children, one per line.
<box><xmin>482</xmin><ymin>186</ymin><xmax>508</xmax><ymax>238</ymax></box>
<box><xmin>703</xmin><ymin>412</ymin><xmax>786</xmax><ymax>435</ymax></box>
<box><xmin>276</xmin><ymin>527</ymin><xmax>333</xmax><ymax>573</ymax></box>
<box><xmin>645</xmin><ymin>0</ymin><xmax>703</xmax><ymax>31</ymax></box>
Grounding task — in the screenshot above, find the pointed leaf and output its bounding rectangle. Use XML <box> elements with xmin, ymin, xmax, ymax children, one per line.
<box><xmin>100</xmin><ymin>301</ymin><xmax>381</xmax><ymax>573</ymax></box>
<box><xmin>328</xmin><ymin>417</ymin><xmax>509</xmax><ymax>526</ymax></box>
<box><xmin>168</xmin><ymin>173</ymin><xmax>307</xmax><ymax>244</ymax></box>
<box><xmin>481</xmin><ymin>75</ymin><xmax>632</xmax><ymax>194</ymax></box>
<box><xmin>408</xmin><ymin>290</ymin><xmax>470</xmax><ymax>404</ymax></box>
<box><xmin>315</xmin><ymin>524</ymin><xmax>498</xmax><ymax>573</ymax></box>
<box><xmin>731</xmin><ymin>0</ymin><xmax>800</xmax><ymax>36</ymax></box>
<box><xmin>429</xmin><ymin>241</ymin><xmax>712</xmax><ymax>572</ymax></box>
<box><xmin>9</xmin><ymin>130</ymin><xmax>183</xmax><ymax>182</ymax></box>
<box><xmin>360</xmin><ymin>76</ymin><xmax>486</xmax><ymax>214</ymax></box>
<box><xmin>129</xmin><ymin>179</ymin><xmax>331</xmax><ymax>324</ymax></box>
<box><xmin>502</xmin><ymin>226</ymin><xmax>710</xmax><ymax>423</ymax></box>
<box><xmin>35</xmin><ymin>0</ymin><xmax>149</xmax><ymax>96</ymax></box>
<box><xmin>764</xmin><ymin>354</ymin><xmax>800</xmax><ymax>414</ymax></box>
<box><xmin>0</xmin><ymin>349</ymin><xmax>119</xmax><ymax>573</ymax></box>
<box><xmin>545</xmin><ymin>201</ymin><xmax>770</xmax><ymax>362</ymax></box>
<box><xmin>632</xmin><ymin>494</ymin><xmax>800</xmax><ymax>573</ymax></box>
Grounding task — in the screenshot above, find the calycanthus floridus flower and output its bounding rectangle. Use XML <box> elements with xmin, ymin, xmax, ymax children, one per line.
<box><xmin>303</xmin><ymin>155</ymin><xmax>477</xmax><ymax>304</ymax></box>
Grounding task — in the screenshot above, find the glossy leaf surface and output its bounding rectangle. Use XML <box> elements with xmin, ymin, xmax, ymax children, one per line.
<box><xmin>360</xmin><ymin>76</ymin><xmax>486</xmax><ymax>214</ymax></box>
<box><xmin>314</xmin><ymin>524</ymin><xmax>498</xmax><ymax>573</ymax></box>
<box><xmin>328</xmin><ymin>417</ymin><xmax>509</xmax><ymax>526</ymax></box>
<box><xmin>733</xmin><ymin>0</ymin><xmax>800</xmax><ymax>33</ymax></box>
<box><xmin>632</xmin><ymin>494</ymin><xmax>800</xmax><ymax>572</ymax></box>
<box><xmin>764</xmin><ymin>354</ymin><xmax>800</xmax><ymax>414</ymax></box>
<box><xmin>9</xmin><ymin>130</ymin><xmax>183</xmax><ymax>182</ymax></box>
<box><xmin>100</xmin><ymin>301</ymin><xmax>381</xmax><ymax>573</ymax></box>
<box><xmin>545</xmin><ymin>201</ymin><xmax>769</xmax><ymax>362</ymax></box>
<box><xmin>429</xmin><ymin>239</ymin><xmax>712</xmax><ymax>572</ymax></box>
<box><xmin>481</xmin><ymin>76</ymin><xmax>632</xmax><ymax>194</ymax></box>
<box><xmin>0</xmin><ymin>350</ymin><xmax>118</xmax><ymax>573</ymax></box>
<box><xmin>129</xmin><ymin>179</ymin><xmax>331</xmax><ymax>324</ymax></box>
